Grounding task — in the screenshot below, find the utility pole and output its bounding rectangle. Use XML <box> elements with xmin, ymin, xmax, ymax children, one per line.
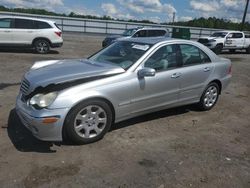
<box><xmin>172</xmin><ymin>12</ymin><xmax>175</xmax><ymax>25</ymax></box>
<box><xmin>241</xmin><ymin>0</ymin><xmax>249</xmax><ymax>31</ymax></box>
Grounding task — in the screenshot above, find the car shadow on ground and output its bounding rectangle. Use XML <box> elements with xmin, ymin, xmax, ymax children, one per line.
<box><xmin>7</xmin><ymin>109</ymin><xmax>56</xmax><ymax>153</ymax></box>
<box><xmin>111</xmin><ymin>105</ymin><xmax>196</xmax><ymax>131</ymax></box>
<box><xmin>0</xmin><ymin>48</ymin><xmax>59</xmax><ymax>54</ymax></box>
<box><xmin>221</xmin><ymin>50</ymin><xmax>248</xmax><ymax>55</ymax></box>
<box><xmin>7</xmin><ymin>105</ymin><xmax>198</xmax><ymax>153</ymax></box>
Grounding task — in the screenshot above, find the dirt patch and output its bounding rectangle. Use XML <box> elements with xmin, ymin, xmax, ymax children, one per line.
<box><xmin>23</xmin><ymin>164</ymin><xmax>80</xmax><ymax>188</ymax></box>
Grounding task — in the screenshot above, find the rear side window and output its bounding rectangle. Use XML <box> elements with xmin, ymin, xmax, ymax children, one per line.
<box><xmin>179</xmin><ymin>44</ymin><xmax>211</xmax><ymax>66</ymax></box>
<box><xmin>54</xmin><ymin>23</ymin><xmax>61</xmax><ymax>30</ymax></box>
<box><xmin>148</xmin><ymin>30</ymin><xmax>166</xmax><ymax>37</ymax></box>
<box><xmin>34</xmin><ymin>21</ymin><xmax>52</xmax><ymax>29</ymax></box>
<box><xmin>14</xmin><ymin>19</ymin><xmax>34</xmax><ymax>29</ymax></box>
<box><xmin>0</xmin><ymin>18</ymin><xmax>12</xmax><ymax>28</ymax></box>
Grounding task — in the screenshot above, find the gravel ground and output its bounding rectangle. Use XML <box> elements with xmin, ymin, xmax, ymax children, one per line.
<box><xmin>0</xmin><ymin>33</ymin><xmax>249</xmax><ymax>188</ymax></box>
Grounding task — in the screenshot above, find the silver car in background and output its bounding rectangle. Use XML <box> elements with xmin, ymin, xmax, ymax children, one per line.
<box><xmin>16</xmin><ymin>37</ymin><xmax>232</xmax><ymax>144</ymax></box>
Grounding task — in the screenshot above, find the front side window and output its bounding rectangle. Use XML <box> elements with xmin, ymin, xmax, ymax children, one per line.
<box><xmin>0</xmin><ymin>18</ymin><xmax>12</xmax><ymax>28</ymax></box>
<box><xmin>144</xmin><ymin>44</ymin><xmax>180</xmax><ymax>71</ymax></box>
<box><xmin>133</xmin><ymin>30</ymin><xmax>147</xmax><ymax>37</ymax></box>
<box><xmin>89</xmin><ymin>41</ymin><xmax>152</xmax><ymax>70</ymax></box>
<box><xmin>211</xmin><ymin>32</ymin><xmax>228</xmax><ymax>38</ymax></box>
<box><xmin>232</xmin><ymin>33</ymin><xmax>243</xmax><ymax>38</ymax></box>
<box><xmin>179</xmin><ymin>44</ymin><xmax>211</xmax><ymax>66</ymax></box>
<box><xmin>122</xmin><ymin>28</ymin><xmax>136</xmax><ymax>36</ymax></box>
<box><xmin>14</xmin><ymin>19</ymin><xmax>34</xmax><ymax>29</ymax></box>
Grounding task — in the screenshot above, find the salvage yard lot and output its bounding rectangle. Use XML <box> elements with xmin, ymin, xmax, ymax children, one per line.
<box><xmin>0</xmin><ymin>33</ymin><xmax>249</xmax><ymax>188</ymax></box>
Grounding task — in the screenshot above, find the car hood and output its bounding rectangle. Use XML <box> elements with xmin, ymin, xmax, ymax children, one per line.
<box><xmin>199</xmin><ymin>36</ymin><xmax>224</xmax><ymax>40</ymax></box>
<box><xmin>24</xmin><ymin>59</ymin><xmax>125</xmax><ymax>95</ymax></box>
<box><xmin>105</xmin><ymin>35</ymin><xmax>122</xmax><ymax>40</ymax></box>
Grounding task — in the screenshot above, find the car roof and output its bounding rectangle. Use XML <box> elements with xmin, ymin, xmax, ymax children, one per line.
<box><xmin>213</xmin><ymin>30</ymin><xmax>242</xmax><ymax>33</ymax></box>
<box><xmin>127</xmin><ymin>27</ymin><xmax>168</xmax><ymax>31</ymax></box>
<box><xmin>0</xmin><ymin>16</ymin><xmax>55</xmax><ymax>24</ymax></box>
<box><xmin>118</xmin><ymin>37</ymin><xmax>178</xmax><ymax>45</ymax></box>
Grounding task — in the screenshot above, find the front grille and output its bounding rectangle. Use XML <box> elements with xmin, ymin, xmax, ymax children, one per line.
<box><xmin>20</xmin><ymin>78</ymin><xmax>30</xmax><ymax>96</ymax></box>
<box><xmin>198</xmin><ymin>38</ymin><xmax>209</xmax><ymax>44</ymax></box>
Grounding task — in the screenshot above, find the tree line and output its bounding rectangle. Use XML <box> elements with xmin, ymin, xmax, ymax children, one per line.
<box><xmin>0</xmin><ymin>5</ymin><xmax>249</xmax><ymax>31</ymax></box>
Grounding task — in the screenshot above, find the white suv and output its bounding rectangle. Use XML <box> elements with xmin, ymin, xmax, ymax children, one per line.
<box><xmin>0</xmin><ymin>16</ymin><xmax>63</xmax><ymax>54</ymax></box>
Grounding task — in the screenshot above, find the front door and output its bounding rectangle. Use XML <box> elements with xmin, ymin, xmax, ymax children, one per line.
<box><xmin>128</xmin><ymin>44</ymin><xmax>181</xmax><ymax>114</ymax></box>
<box><xmin>225</xmin><ymin>32</ymin><xmax>244</xmax><ymax>49</ymax></box>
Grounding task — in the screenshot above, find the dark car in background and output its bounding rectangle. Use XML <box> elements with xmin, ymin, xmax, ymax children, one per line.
<box><xmin>102</xmin><ymin>27</ymin><xmax>169</xmax><ymax>47</ymax></box>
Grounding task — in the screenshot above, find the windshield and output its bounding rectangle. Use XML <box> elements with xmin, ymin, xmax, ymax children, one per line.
<box><xmin>211</xmin><ymin>32</ymin><xmax>228</xmax><ymax>38</ymax></box>
<box><xmin>89</xmin><ymin>41</ymin><xmax>152</xmax><ymax>70</ymax></box>
<box><xmin>122</xmin><ymin>29</ymin><xmax>137</xmax><ymax>36</ymax></box>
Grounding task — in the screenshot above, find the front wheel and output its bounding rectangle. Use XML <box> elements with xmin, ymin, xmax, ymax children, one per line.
<box><xmin>214</xmin><ymin>44</ymin><xmax>223</xmax><ymax>54</ymax></box>
<box><xmin>63</xmin><ymin>100</ymin><xmax>113</xmax><ymax>144</ymax></box>
<box><xmin>34</xmin><ymin>39</ymin><xmax>50</xmax><ymax>54</ymax></box>
<box><xmin>198</xmin><ymin>82</ymin><xmax>219</xmax><ymax>111</ymax></box>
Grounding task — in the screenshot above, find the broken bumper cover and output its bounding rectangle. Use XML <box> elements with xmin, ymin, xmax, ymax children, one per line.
<box><xmin>15</xmin><ymin>94</ymin><xmax>69</xmax><ymax>141</ymax></box>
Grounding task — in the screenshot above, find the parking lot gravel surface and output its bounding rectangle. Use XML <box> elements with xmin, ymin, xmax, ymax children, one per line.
<box><xmin>0</xmin><ymin>33</ymin><xmax>249</xmax><ymax>188</ymax></box>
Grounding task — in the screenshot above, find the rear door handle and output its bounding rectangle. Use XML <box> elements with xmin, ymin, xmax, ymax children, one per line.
<box><xmin>204</xmin><ymin>67</ymin><xmax>211</xmax><ymax>72</ymax></box>
<box><xmin>171</xmin><ymin>72</ymin><xmax>181</xmax><ymax>78</ymax></box>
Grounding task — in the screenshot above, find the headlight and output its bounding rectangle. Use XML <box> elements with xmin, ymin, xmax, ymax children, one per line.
<box><xmin>29</xmin><ymin>92</ymin><xmax>58</xmax><ymax>108</ymax></box>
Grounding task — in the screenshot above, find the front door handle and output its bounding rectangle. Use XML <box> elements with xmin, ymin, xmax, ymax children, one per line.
<box><xmin>204</xmin><ymin>67</ymin><xmax>211</xmax><ymax>72</ymax></box>
<box><xmin>4</xmin><ymin>30</ymin><xmax>11</xmax><ymax>33</ymax></box>
<box><xmin>171</xmin><ymin>72</ymin><xmax>181</xmax><ymax>78</ymax></box>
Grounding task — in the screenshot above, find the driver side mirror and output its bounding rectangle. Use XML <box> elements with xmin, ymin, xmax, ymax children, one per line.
<box><xmin>138</xmin><ymin>68</ymin><xmax>156</xmax><ymax>78</ymax></box>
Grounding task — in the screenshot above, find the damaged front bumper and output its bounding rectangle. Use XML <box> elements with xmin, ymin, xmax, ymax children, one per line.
<box><xmin>15</xmin><ymin>94</ymin><xmax>69</xmax><ymax>141</ymax></box>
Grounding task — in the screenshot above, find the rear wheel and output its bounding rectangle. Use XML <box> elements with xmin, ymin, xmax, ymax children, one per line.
<box><xmin>198</xmin><ymin>82</ymin><xmax>219</xmax><ymax>111</ymax></box>
<box><xmin>34</xmin><ymin>39</ymin><xmax>50</xmax><ymax>54</ymax></box>
<box><xmin>246</xmin><ymin>46</ymin><xmax>250</xmax><ymax>54</ymax></box>
<box><xmin>63</xmin><ymin>100</ymin><xmax>113</xmax><ymax>144</ymax></box>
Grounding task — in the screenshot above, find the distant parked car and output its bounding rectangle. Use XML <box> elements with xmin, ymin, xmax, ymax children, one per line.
<box><xmin>102</xmin><ymin>27</ymin><xmax>169</xmax><ymax>47</ymax></box>
<box><xmin>198</xmin><ymin>31</ymin><xmax>250</xmax><ymax>54</ymax></box>
<box><xmin>0</xmin><ymin>16</ymin><xmax>63</xmax><ymax>54</ymax></box>
<box><xmin>16</xmin><ymin>37</ymin><xmax>231</xmax><ymax>144</ymax></box>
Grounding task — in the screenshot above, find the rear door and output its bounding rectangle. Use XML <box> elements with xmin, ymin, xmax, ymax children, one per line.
<box><xmin>0</xmin><ymin>18</ymin><xmax>14</xmax><ymax>44</ymax></box>
<box><xmin>177</xmin><ymin>44</ymin><xmax>214</xmax><ymax>103</ymax></box>
<box><xmin>225</xmin><ymin>32</ymin><xmax>244</xmax><ymax>49</ymax></box>
<box><xmin>147</xmin><ymin>30</ymin><xmax>167</xmax><ymax>37</ymax></box>
<box><xmin>12</xmin><ymin>18</ymin><xmax>37</xmax><ymax>45</ymax></box>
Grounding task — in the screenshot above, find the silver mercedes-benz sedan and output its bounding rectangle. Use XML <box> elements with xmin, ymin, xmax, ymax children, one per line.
<box><xmin>16</xmin><ymin>37</ymin><xmax>232</xmax><ymax>144</ymax></box>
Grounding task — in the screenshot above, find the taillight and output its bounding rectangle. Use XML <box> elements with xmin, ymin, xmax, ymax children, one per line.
<box><xmin>55</xmin><ymin>31</ymin><xmax>62</xmax><ymax>37</ymax></box>
<box><xmin>228</xmin><ymin>64</ymin><xmax>232</xmax><ymax>75</ymax></box>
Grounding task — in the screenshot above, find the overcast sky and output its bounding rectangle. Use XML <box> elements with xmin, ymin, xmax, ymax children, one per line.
<box><xmin>0</xmin><ymin>0</ymin><xmax>249</xmax><ymax>23</ymax></box>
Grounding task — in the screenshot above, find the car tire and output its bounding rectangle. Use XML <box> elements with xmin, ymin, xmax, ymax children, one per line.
<box><xmin>214</xmin><ymin>44</ymin><xmax>223</xmax><ymax>54</ymax></box>
<box><xmin>63</xmin><ymin>99</ymin><xmax>113</xmax><ymax>144</ymax></box>
<box><xmin>34</xmin><ymin>39</ymin><xmax>50</xmax><ymax>54</ymax></box>
<box><xmin>197</xmin><ymin>82</ymin><xmax>220</xmax><ymax>111</ymax></box>
<box><xmin>229</xmin><ymin>49</ymin><xmax>235</xmax><ymax>53</ymax></box>
<box><xmin>246</xmin><ymin>46</ymin><xmax>250</xmax><ymax>54</ymax></box>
